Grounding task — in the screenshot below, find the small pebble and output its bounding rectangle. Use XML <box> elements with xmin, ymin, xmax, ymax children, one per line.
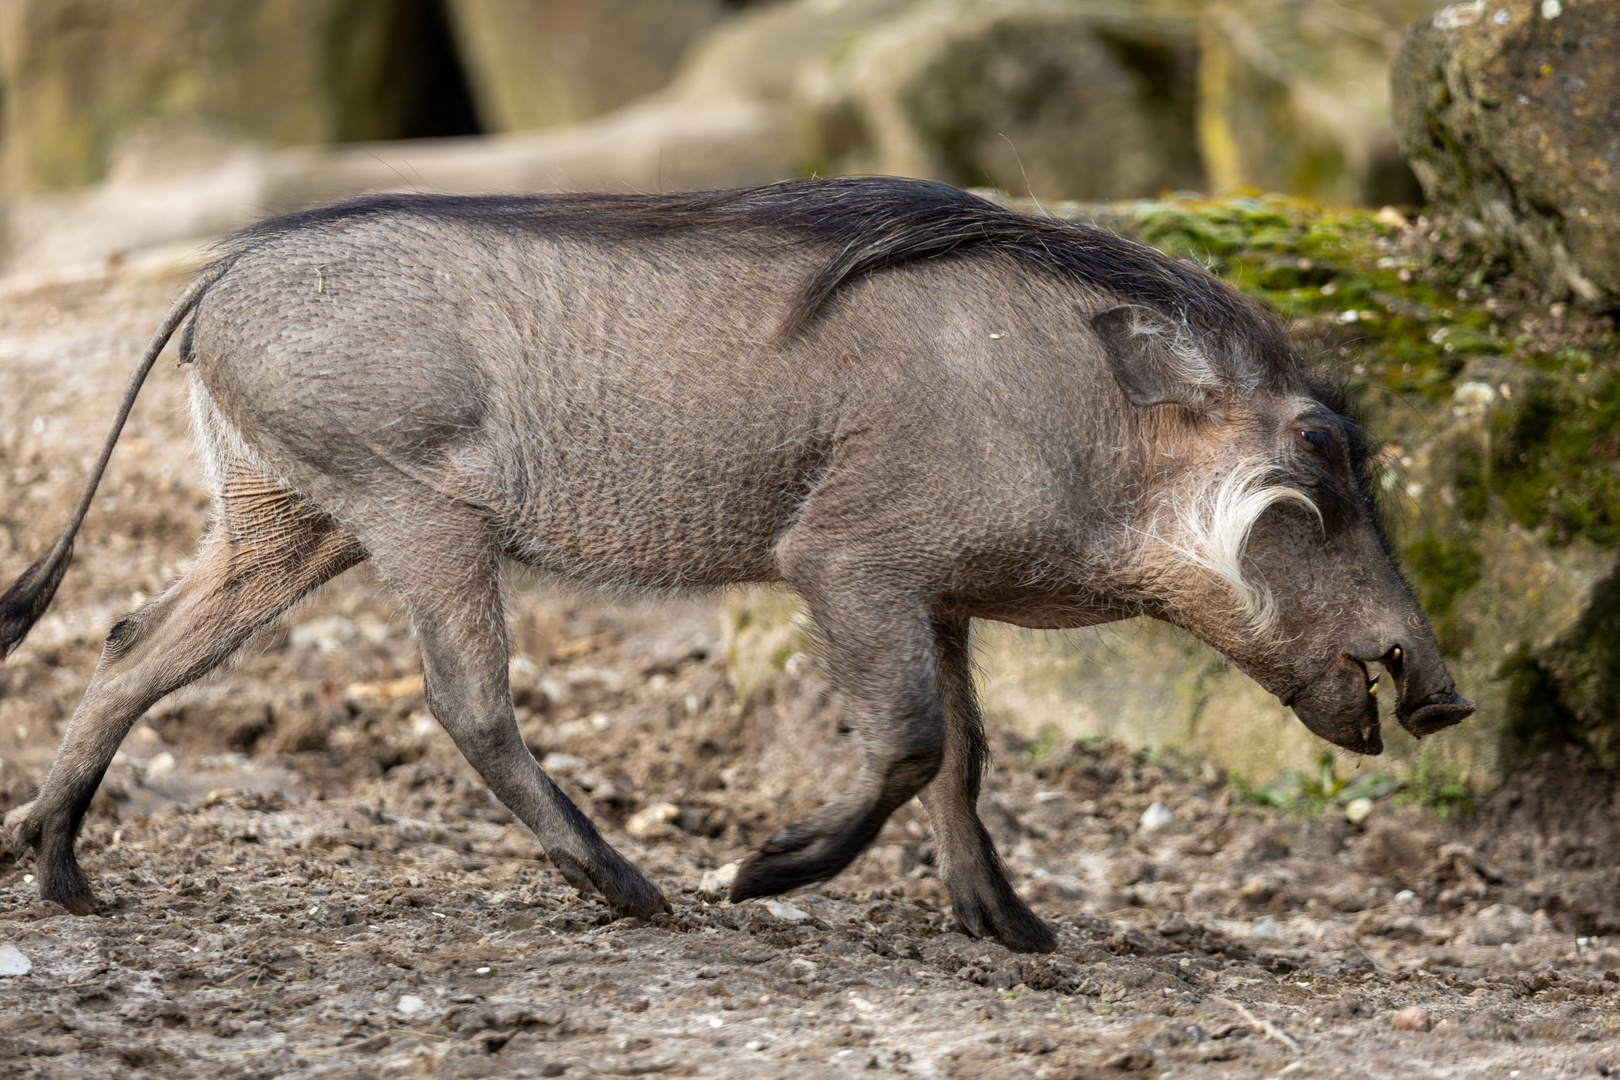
<box><xmin>700</xmin><ymin>862</ymin><xmax>739</xmax><ymax>893</ymax></box>
<box><xmin>624</xmin><ymin>802</ymin><xmax>680</xmax><ymax>840</ymax></box>
<box><xmin>397</xmin><ymin>995</ymin><xmax>425</xmax><ymax>1014</ymax></box>
<box><xmin>1392</xmin><ymin>1006</ymin><xmax>1431</xmax><ymax>1032</ymax></box>
<box><xmin>1139</xmin><ymin>802</ymin><xmax>1173</xmax><ymax>833</ymax></box>
<box><xmin>758</xmin><ymin>898</ymin><xmax>810</xmax><ymax>922</ymax></box>
<box><xmin>1344</xmin><ymin>797</ymin><xmax>1374</xmax><ymax>825</ymax></box>
<box><xmin>1248</xmin><ymin>916</ymin><xmax>1285</xmax><ymax>941</ymax></box>
<box><xmin>0</xmin><ymin>945</ymin><xmax>32</xmax><ymax>977</ymax></box>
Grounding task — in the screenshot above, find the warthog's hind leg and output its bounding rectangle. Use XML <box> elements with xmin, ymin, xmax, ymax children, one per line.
<box><xmin>362</xmin><ymin>500</ymin><xmax>667</xmax><ymax>920</ymax></box>
<box><xmin>918</xmin><ymin>612</ymin><xmax>1056</xmax><ymax>953</ymax></box>
<box><xmin>7</xmin><ymin>484</ymin><xmax>364</xmax><ymax>914</ymax></box>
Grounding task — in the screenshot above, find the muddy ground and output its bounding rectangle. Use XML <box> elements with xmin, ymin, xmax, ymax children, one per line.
<box><xmin>2</xmin><ymin>266</ymin><xmax>1619</xmax><ymax>1080</ymax></box>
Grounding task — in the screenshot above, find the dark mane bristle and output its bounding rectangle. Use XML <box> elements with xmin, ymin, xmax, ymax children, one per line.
<box><xmin>222</xmin><ymin>177</ymin><xmax>1289</xmax><ymax>364</ymax></box>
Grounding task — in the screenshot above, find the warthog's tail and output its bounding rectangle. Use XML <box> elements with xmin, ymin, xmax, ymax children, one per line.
<box><xmin>0</xmin><ymin>263</ymin><xmax>231</xmax><ymax>660</ymax></box>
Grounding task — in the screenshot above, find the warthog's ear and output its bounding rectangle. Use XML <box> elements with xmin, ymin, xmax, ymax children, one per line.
<box><xmin>1090</xmin><ymin>304</ymin><xmax>1224</xmax><ymax>415</ymax></box>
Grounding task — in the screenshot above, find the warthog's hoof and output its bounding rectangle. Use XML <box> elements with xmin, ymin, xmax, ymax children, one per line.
<box><xmin>549</xmin><ymin>850</ymin><xmax>668</xmax><ymax>920</ymax></box>
<box><xmin>41</xmin><ymin>881</ymin><xmax>103</xmax><ymax>916</ymax></box>
<box><xmin>729</xmin><ymin>822</ymin><xmax>869</xmax><ymax>902</ymax></box>
<box><xmin>947</xmin><ymin>883</ymin><xmax>1057</xmax><ymax>954</ymax></box>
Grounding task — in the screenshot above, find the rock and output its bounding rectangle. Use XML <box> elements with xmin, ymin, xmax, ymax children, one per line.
<box><xmin>1248</xmin><ymin>915</ymin><xmax>1286</xmax><ymax>941</ymax></box>
<box><xmin>1392</xmin><ymin>1005</ymin><xmax>1432</xmax><ymax>1031</ymax></box>
<box><xmin>1139</xmin><ymin>802</ymin><xmax>1174</xmax><ymax>833</ymax></box>
<box><xmin>0</xmin><ymin>0</ymin><xmax>479</xmax><ymax>194</ymax></box>
<box><xmin>1192</xmin><ymin>0</ymin><xmax>1431</xmax><ymax>206</ymax></box>
<box><xmin>623</xmin><ymin>801</ymin><xmax>680</xmax><ymax>840</ymax></box>
<box><xmin>396</xmin><ymin>994</ymin><xmax>425</xmax><ymax>1015</ymax></box>
<box><xmin>1538</xmin><ymin>568</ymin><xmax>1620</xmax><ymax>771</ymax></box>
<box><xmin>1391</xmin><ymin>1</ymin><xmax>1620</xmax><ymax>301</ymax></box>
<box><xmin>0</xmin><ymin>945</ymin><xmax>32</xmax><ymax>977</ymax></box>
<box><xmin>757</xmin><ymin>898</ymin><xmax>811</xmax><ymax>923</ymax></box>
<box><xmin>447</xmin><ymin>0</ymin><xmax>725</xmax><ymax>132</ymax></box>
<box><xmin>699</xmin><ymin>861</ymin><xmax>739</xmax><ymax>895</ymax></box>
<box><xmin>794</xmin><ymin>1</ymin><xmax>1203</xmax><ymax>200</ymax></box>
<box><xmin>1344</xmin><ymin>796</ymin><xmax>1375</xmax><ymax>824</ymax></box>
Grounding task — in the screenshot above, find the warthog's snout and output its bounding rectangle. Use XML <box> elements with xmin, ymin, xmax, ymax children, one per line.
<box><xmin>1290</xmin><ymin>632</ymin><xmax>1475</xmax><ymax>757</ymax></box>
<box><xmin>1398</xmin><ymin>687</ymin><xmax>1476</xmax><ymax>737</ymax></box>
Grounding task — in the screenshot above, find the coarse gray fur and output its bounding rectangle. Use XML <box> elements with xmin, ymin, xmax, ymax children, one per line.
<box><xmin>0</xmin><ymin>178</ymin><xmax>1472</xmax><ymax>952</ymax></box>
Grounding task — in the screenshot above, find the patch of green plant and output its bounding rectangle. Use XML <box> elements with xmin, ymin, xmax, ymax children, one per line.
<box><xmin>1392</xmin><ymin>758</ymin><xmax>1474</xmax><ymax>820</ymax></box>
<box><xmin>1230</xmin><ymin>752</ymin><xmax>1399</xmax><ymax>816</ymax></box>
<box><xmin>1026</xmin><ymin>727</ymin><xmax>1062</xmax><ymax>761</ymax></box>
<box><xmin>1233</xmin><ymin>752</ymin><xmax>1472</xmax><ymax>820</ymax></box>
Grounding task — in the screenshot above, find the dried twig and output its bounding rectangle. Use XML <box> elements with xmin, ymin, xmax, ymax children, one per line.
<box><xmin>217</xmin><ymin>964</ymin><xmax>267</xmax><ymax>986</ymax></box>
<box><xmin>1215</xmin><ymin>996</ymin><xmax>1301</xmax><ymax>1053</ymax></box>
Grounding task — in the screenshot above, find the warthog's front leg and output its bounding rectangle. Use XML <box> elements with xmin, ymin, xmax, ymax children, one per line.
<box><xmin>731</xmin><ymin>530</ymin><xmax>946</xmax><ymax>901</ymax></box>
<box><xmin>917</xmin><ymin>612</ymin><xmax>1056</xmax><ymax>953</ymax></box>
<box><xmin>365</xmin><ymin>502</ymin><xmax>667</xmax><ymax>920</ymax></box>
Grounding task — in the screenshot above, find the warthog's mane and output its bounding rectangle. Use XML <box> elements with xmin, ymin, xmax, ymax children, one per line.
<box><xmin>220</xmin><ymin>177</ymin><xmax>1295</xmax><ymax>372</ymax></box>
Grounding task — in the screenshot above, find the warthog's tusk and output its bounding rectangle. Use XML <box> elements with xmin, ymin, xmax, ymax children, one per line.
<box><xmin>1368</xmin><ymin>673</ymin><xmax>1380</xmax><ymax>697</ymax></box>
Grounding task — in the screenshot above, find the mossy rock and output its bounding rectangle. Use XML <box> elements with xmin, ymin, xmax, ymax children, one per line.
<box><xmin>1391</xmin><ymin>1</ymin><xmax>1620</xmax><ymax>302</ymax></box>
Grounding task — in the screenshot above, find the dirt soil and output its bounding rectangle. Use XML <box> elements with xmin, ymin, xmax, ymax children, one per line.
<box><xmin>2</xmin><ymin>267</ymin><xmax>1619</xmax><ymax>1080</ymax></box>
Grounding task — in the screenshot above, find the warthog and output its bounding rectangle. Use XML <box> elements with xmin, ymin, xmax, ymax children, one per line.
<box><xmin>1</xmin><ymin>177</ymin><xmax>1472</xmax><ymax>952</ymax></box>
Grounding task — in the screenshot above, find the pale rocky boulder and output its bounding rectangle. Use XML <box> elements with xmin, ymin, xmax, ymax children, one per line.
<box><xmin>1391</xmin><ymin>0</ymin><xmax>1620</xmax><ymax>302</ymax></box>
<box><xmin>2</xmin><ymin>99</ymin><xmax>795</xmax><ymax>273</ymax></box>
<box><xmin>446</xmin><ymin>0</ymin><xmax>725</xmax><ymax>131</ymax></box>
<box><xmin>795</xmin><ymin>2</ymin><xmax>1202</xmax><ymax>200</ymax></box>
<box><xmin>1192</xmin><ymin>0</ymin><xmax>1433</xmax><ymax>206</ymax></box>
<box><xmin>0</xmin><ymin>0</ymin><xmax>459</xmax><ymax>193</ymax></box>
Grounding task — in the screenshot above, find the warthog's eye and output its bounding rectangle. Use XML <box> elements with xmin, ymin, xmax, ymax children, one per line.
<box><xmin>1295</xmin><ymin>428</ymin><xmax>1334</xmax><ymax>456</ymax></box>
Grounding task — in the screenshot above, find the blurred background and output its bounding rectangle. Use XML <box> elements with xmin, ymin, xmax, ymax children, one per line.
<box><xmin>0</xmin><ymin>0</ymin><xmax>1438</xmax><ymax>270</ymax></box>
<box><xmin>1</xmin><ymin>0</ymin><xmax>1617</xmax><ymax>801</ymax></box>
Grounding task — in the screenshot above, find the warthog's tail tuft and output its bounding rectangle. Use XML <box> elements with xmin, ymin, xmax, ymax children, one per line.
<box><xmin>0</xmin><ymin>542</ymin><xmax>74</xmax><ymax>660</ymax></box>
<box><xmin>0</xmin><ymin>261</ymin><xmax>232</xmax><ymax>660</ymax></box>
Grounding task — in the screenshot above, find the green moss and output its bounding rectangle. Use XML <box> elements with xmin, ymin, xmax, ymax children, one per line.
<box><xmin>1452</xmin><ymin>442</ymin><xmax>1491</xmax><ymax>522</ymax></box>
<box><xmin>1497</xmin><ymin>644</ymin><xmax>1584</xmax><ymax>771</ymax></box>
<box><xmin>1403</xmin><ymin>532</ymin><xmax>1482</xmax><ymax>651</ymax></box>
<box><xmin>1484</xmin><ymin>373</ymin><xmax>1620</xmax><ymax>546</ymax></box>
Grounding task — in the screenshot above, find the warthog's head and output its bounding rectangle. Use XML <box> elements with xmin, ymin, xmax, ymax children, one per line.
<box><xmin>1093</xmin><ymin>304</ymin><xmax>1473</xmax><ymax>756</ymax></box>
